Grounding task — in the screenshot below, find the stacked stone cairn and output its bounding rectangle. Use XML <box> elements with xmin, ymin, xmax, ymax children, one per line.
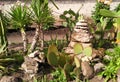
<box><xmin>65</xmin><ymin>19</ymin><xmax>94</xmax><ymax>79</ymax></box>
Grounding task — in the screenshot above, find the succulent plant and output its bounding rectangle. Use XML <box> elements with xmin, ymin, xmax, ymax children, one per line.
<box><xmin>73</xmin><ymin>43</ymin><xmax>83</xmax><ymax>54</ymax></box>
<box><xmin>47</xmin><ymin>52</ymin><xmax>58</xmax><ymax>66</ymax></box>
<box><xmin>58</xmin><ymin>53</ymin><xmax>66</xmax><ymax>68</ymax></box>
<box><xmin>48</xmin><ymin>44</ymin><xmax>59</xmax><ymax>55</ymax></box>
<box><xmin>74</xmin><ymin>56</ymin><xmax>81</xmax><ymax>68</ymax></box>
<box><xmin>83</xmin><ymin>47</ymin><xmax>93</xmax><ymax>56</ymax></box>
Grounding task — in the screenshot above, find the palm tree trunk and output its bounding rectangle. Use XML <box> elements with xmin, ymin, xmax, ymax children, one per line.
<box><xmin>39</xmin><ymin>26</ymin><xmax>44</xmax><ymax>51</ymax></box>
<box><xmin>20</xmin><ymin>28</ymin><xmax>28</xmax><ymax>53</ymax></box>
<box><xmin>29</xmin><ymin>25</ymin><xmax>40</xmax><ymax>53</ymax></box>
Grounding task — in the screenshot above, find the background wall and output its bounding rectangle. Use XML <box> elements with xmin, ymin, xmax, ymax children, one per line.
<box><xmin>0</xmin><ymin>0</ymin><xmax>120</xmax><ymax>18</ymax></box>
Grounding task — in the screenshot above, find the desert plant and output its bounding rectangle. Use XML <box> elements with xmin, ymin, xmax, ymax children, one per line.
<box><xmin>60</xmin><ymin>9</ymin><xmax>81</xmax><ymax>39</ymax></box>
<box><xmin>8</xmin><ymin>2</ymin><xmax>31</xmax><ymax>53</ymax></box>
<box><xmin>0</xmin><ymin>10</ymin><xmax>8</xmax><ymax>54</ymax></box>
<box><xmin>29</xmin><ymin>0</ymin><xmax>55</xmax><ymax>53</ymax></box>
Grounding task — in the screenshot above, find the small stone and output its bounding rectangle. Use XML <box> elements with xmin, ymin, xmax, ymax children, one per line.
<box><xmin>81</xmin><ymin>61</ymin><xmax>94</xmax><ymax>79</ymax></box>
<box><xmin>28</xmin><ymin>50</ymin><xmax>39</xmax><ymax>58</ymax></box>
<box><xmin>21</xmin><ymin>56</ymin><xmax>38</xmax><ymax>74</ymax></box>
<box><xmin>81</xmin><ymin>56</ymin><xmax>92</xmax><ymax>62</ymax></box>
<box><xmin>0</xmin><ymin>76</ymin><xmax>22</xmax><ymax>82</ymax></box>
<box><xmin>94</xmin><ymin>62</ymin><xmax>105</xmax><ymax>73</ymax></box>
<box><xmin>65</xmin><ymin>47</ymin><xmax>74</xmax><ymax>54</ymax></box>
<box><xmin>81</xmin><ymin>43</ymin><xmax>92</xmax><ymax>48</ymax></box>
<box><xmin>71</xmin><ymin>32</ymin><xmax>92</xmax><ymax>42</ymax></box>
<box><xmin>89</xmin><ymin>76</ymin><xmax>104</xmax><ymax>82</ymax></box>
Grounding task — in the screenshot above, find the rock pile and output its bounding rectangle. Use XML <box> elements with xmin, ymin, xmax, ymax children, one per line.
<box><xmin>21</xmin><ymin>51</ymin><xmax>45</xmax><ymax>79</ymax></box>
<box><xmin>65</xmin><ymin>19</ymin><xmax>93</xmax><ymax>54</ymax></box>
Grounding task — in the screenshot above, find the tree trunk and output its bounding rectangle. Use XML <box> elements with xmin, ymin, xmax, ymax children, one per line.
<box><xmin>39</xmin><ymin>26</ymin><xmax>44</xmax><ymax>51</ymax></box>
<box><xmin>20</xmin><ymin>28</ymin><xmax>28</xmax><ymax>53</ymax></box>
<box><xmin>29</xmin><ymin>25</ymin><xmax>40</xmax><ymax>53</ymax></box>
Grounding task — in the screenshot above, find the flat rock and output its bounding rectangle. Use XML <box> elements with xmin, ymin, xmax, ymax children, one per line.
<box><xmin>81</xmin><ymin>61</ymin><xmax>94</xmax><ymax>79</ymax></box>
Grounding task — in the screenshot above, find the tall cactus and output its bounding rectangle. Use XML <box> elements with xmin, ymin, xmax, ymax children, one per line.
<box><xmin>0</xmin><ymin>10</ymin><xmax>8</xmax><ymax>54</ymax></box>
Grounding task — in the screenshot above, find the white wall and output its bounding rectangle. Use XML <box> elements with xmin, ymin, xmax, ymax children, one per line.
<box><xmin>0</xmin><ymin>0</ymin><xmax>120</xmax><ymax>18</ymax></box>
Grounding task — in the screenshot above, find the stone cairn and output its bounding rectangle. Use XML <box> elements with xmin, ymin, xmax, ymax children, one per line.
<box><xmin>21</xmin><ymin>51</ymin><xmax>45</xmax><ymax>81</ymax></box>
<box><xmin>65</xmin><ymin>19</ymin><xmax>95</xmax><ymax>79</ymax></box>
<box><xmin>65</xmin><ymin>19</ymin><xmax>93</xmax><ymax>54</ymax></box>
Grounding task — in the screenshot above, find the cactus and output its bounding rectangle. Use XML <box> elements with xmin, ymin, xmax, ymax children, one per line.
<box><xmin>83</xmin><ymin>47</ymin><xmax>92</xmax><ymax>56</ymax></box>
<box><xmin>63</xmin><ymin>63</ymin><xmax>73</xmax><ymax>78</ymax></box>
<box><xmin>73</xmin><ymin>67</ymin><xmax>81</xmax><ymax>81</ymax></box>
<box><xmin>74</xmin><ymin>56</ymin><xmax>81</xmax><ymax>68</ymax></box>
<box><xmin>48</xmin><ymin>44</ymin><xmax>59</xmax><ymax>55</ymax></box>
<box><xmin>73</xmin><ymin>43</ymin><xmax>83</xmax><ymax>54</ymax></box>
<box><xmin>47</xmin><ymin>52</ymin><xmax>58</xmax><ymax>66</ymax></box>
<box><xmin>58</xmin><ymin>53</ymin><xmax>66</xmax><ymax>68</ymax></box>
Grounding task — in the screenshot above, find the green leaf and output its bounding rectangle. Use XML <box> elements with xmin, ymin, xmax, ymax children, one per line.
<box><xmin>64</xmin><ymin>63</ymin><xmax>73</xmax><ymax>73</ymax></box>
<box><xmin>73</xmin><ymin>43</ymin><xmax>83</xmax><ymax>54</ymax></box>
<box><xmin>58</xmin><ymin>53</ymin><xmax>66</xmax><ymax>68</ymax></box>
<box><xmin>48</xmin><ymin>44</ymin><xmax>59</xmax><ymax>55</ymax></box>
<box><xmin>100</xmin><ymin>9</ymin><xmax>120</xmax><ymax>17</ymax></box>
<box><xmin>74</xmin><ymin>56</ymin><xmax>81</xmax><ymax>68</ymax></box>
<box><xmin>116</xmin><ymin>32</ymin><xmax>120</xmax><ymax>43</ymax></box>
<box><xmin>83</xmin><ymin>47</ymin><xmax>92</xmax><ymax>56</ymax></box>
<box><xmin>47</xmin><ymin>52</ymin><xmax>58</xmax><ymax>66</ymax></box>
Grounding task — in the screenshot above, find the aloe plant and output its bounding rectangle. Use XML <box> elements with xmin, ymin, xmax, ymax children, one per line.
<box><xmin>9</xmin><ymin>2</ymin><xmax>31</xmax><ymax>53</ymax></box>
<box><xmin>0</xmin><ymin>10</ymin><xmax>8</xmax><ymax>54</ymax></box>
<box><xmin>29</xmin><ymin>0</ymin><xmax>55</xmax><ymax>52</ymax></box>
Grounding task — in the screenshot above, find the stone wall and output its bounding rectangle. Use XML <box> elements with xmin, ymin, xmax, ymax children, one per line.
<box><xmin>0</xmin><ymin>0</ymin><xmax>120</xmax><ymax>18</ymax></box>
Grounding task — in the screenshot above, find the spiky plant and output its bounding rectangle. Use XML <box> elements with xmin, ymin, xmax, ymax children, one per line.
<box><xmin>9</xmin><ymin>2</ymin><xmax>31</xmax><ymax>53</ymax></box>
<box><xmin>29</xmin><ymin>0</ymin><xmax>54</xmax><ymax>52</ymax></box>
<box><xmin>0</xmin><ymin>10</ymin><xmax>8</xmax><ymax>54</ymax></box>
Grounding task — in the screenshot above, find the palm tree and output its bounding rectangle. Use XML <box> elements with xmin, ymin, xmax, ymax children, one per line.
<box><xmin>0</xmin><ymin>10</ymin><xmax>8</xmax><ymax>54</ymax></box>
<box><xmin>29</xmin><ymin>0</ymin><xmax>54</xmax><ymax>53</ymax></box>
<box><xmin>9</xmin><ymin>2</ymin><xmax>31</xmax><ymax>53</ymax></box>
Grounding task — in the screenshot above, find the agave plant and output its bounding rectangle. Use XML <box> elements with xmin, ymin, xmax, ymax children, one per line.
<box><xmin>9</xmin><ymin>2</ymin><xmax>31</xmax><ymax>53</ymax></box>
<box><xmin>0</xmin><ymin>10</ymin><xmax>8</xmax><ymax>54</ymax></box>
<box><xmin>29</xmin><ymin>0</ymin><xmax>55</xmax><ymax>52</ymax></box>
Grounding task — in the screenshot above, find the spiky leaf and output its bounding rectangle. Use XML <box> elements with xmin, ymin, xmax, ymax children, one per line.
<box><xmin>73</xmin><ymin>43</ymin><xmax>83</xmax><ymax>54</ymax></box>
<box><xmin>83</xmin><ymin>47</ymin><xmax>92</xmax><ymax>56</ymax></box>
<box><xmin>47</xmin><ymin>52</ymin><xmax>58</xmax><ymax>66</ymax></box>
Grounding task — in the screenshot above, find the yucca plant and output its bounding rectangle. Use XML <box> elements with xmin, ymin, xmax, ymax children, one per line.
<box><xmin>9</xmin><ymin>2</ymin><xmax>31</xmax><ymax>53</ymax></box>
<box><xmin>29</xmin><ymin>0</ymin><xmax>55</xmax><ymax>52</ymax></box>
<box><xmin>0</xmin><ymin>10</ymin><xmax>8</xmax><ymax>54</ymax></box>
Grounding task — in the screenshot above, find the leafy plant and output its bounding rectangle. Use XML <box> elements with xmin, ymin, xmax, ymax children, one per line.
<box><xmin>29</xmin><ymin>0</ymin><xmax>55</xmax><ymax>52</ymax></box>
<box><xmin>50</xmin><ymin>68</ymin><xmax>67</xmax><ymax>82</ymax></box>
<box><xmin>91</xmin><ymin>1</ymin><xmax>114</xmax><ymax>48</ymax></box>
<box><xmin>60</xmin><ymin>9</ymin><xmax>81</xmax><ymax>39</ymax></box>
<box><xmin>114</xmin><ymin>3</ymin><xmax>120</xmax><ymax>12</ymax></box>
<box><xmin>92</xmin><ymin>1</ymin><xmax>110</xmax><ymax>24</ymax></box>
<box><xmin>100</xmin><ymin>46</ymin><xmax>120</xmax><ymax>82</ymax></box>
<box><xmin>8</xmin><ymin>2</ymin><xmax>31</xmax><ymax>53</ymax></box>
<box><xmin>99</xmin><ymin>9</ymin><xmax>120</xmax><ymax>45</ymax></box>
<box><xmin>73</xmin><ymin>43</ymin><xmax>93</xmax><ymax>56</ymax></box>
<box><xmin>0</xmin><ymin>10</ymin><xmax>8</xmax><ymax>54</ymax></box>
